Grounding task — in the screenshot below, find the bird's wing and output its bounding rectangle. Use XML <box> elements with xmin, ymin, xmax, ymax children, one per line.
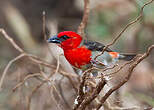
<box><xmin>82</xmin><ymin>40</ymin><xmax>118</xmax><ymax>67</ymax></box>
<box><xmin>81</xmin><ymin>40</ymin><xmax>136</xmax><ymax>68</ymax></box>
<box><xmin>83</xmin><ymin>40</ymin><xmax>112</xmax><ymax>52</ymax></box>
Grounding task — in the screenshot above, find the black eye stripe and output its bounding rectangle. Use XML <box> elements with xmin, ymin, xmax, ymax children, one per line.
<box><xmin>60</xmin><ymin>35</ymin><xmax>70</xmax><ymax>41</ymax></box>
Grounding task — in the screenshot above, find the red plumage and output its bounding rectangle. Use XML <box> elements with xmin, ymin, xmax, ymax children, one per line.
<box><xmin>57</xmin><ymin>31</ymin><xmax>91</xmax><ymax>68</ymax></box>
<box><xmin>64</xmin><ymin>46</ymin><xmax>91</xmax><ymax>68</ymax></box>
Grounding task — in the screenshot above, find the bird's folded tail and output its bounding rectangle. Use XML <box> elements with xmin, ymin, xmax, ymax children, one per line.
<box><xmin>109</xmin><ymin>52</ymin><xmax>136</xmax><ymax>61</ymax></box>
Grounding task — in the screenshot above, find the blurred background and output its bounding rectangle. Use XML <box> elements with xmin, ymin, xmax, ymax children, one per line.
<box><xmin>0</xmin><ymin>0</ymin><xmax>154</xmax><ymax>110</ymax></box>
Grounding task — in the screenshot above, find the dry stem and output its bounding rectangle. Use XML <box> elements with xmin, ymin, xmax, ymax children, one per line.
<box><xmin>12</xmin><ymin>73</ymin><xmax>42</xmax><ymax>92</ymax></box>
<box><xmin>0</xmin><ymin>28</ymin><xmax>24</xmax><ymax>53</ymax></box>
<box><xmin>0</xmin><ymin>53</ymin><xmax>26</xmax><ymax>90</ymax></box>
<box><xmin>77</xmin><ymin>0</ymin><xmax>90</xmax><ymax>39</ymax></box>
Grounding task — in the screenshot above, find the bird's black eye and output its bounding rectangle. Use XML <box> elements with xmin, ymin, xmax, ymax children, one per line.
<box><xmin>60</xmin><ymin>35</ymin><xmax>70</xmax><ymax>41</ymax></box>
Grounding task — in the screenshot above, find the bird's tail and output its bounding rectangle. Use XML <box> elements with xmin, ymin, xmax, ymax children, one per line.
<box><xmin>109</xmin><ymin>52</ymin><xmax>136</xmax><ymax>61</ymax></box>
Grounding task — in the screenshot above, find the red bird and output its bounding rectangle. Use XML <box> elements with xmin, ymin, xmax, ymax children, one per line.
<box><xmin>48</xmin><ymin>31</ymin><xmax>136</xmax><ymax>69</ymax></box>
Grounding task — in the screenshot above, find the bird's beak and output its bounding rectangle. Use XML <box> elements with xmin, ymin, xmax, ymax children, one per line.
<box><xmin>47</xmin><ymin>35</ymin><xmax>61</xmax><ymax>44</ymax></box>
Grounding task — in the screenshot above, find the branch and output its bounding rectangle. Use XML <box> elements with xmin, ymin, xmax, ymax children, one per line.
<box><xmin>78</xmin><ymin>77</ymin><xmax>106</xmax><ymax>110</ymax></box>
<box><xmin>73</xmin><ymin>67</ymin><xmax>94</xmax><ymax>110</ymax></box>
<box><xmin>27</xmin><ymin>82</ymin><xmax>45</xmax><ymax>110</ymax></box>
<box><xmin>0</xmin><ymin>53</ymin><xmax>26</xmax><ymax>91</ymax></box>
<box><xmin>12</xmin><ymin>73</ymin><xmax>42</xmax><ymax>92</ymax></box>
<box><xmin>77</xmin><ymin>0</ymin><xmax>90</xmax><ymax>38</ymax></box>
<box><xmin>96</xmin><ymin>45</ymin><xmax>154</xmax><ymax>110</ymax></box>
<box><xmin>104</xmin><ymin>58</ymin><xmax>137</xmax><ymax>77</ymax></box>
<box><xmin>0</xmin><ymin>28</ymin><xmax>24</xmax><ymax>53</ymax></box>
<box><xmin>42</xmin><ymin>11</ymin><xmax>47</xmax><ymax>41</ymax></box>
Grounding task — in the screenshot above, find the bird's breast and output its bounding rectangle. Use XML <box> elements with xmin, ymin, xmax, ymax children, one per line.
<box><xmin>64</xmin><ymin>47</ymin><xmax>92</xmax><ymax>68</ymax></box>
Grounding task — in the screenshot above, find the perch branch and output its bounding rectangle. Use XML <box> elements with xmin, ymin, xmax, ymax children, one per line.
<box><xmin>73</xmin><ymin>67</ymin><xmax>94</xmax><ymax>110</ymax></box>
<box><xmin>96</xmin><ymin>45</ymin><xmax>154</xmax><ymax>110</ymax></box>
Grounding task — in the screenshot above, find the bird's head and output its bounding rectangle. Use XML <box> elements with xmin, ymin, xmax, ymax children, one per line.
<box><xmin>48</xmin><ymin>31</ymin><xmax>82</xmax><ymax>50</ymax></box>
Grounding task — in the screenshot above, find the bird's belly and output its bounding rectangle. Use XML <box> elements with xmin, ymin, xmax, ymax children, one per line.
<box><xmin>64</xmin><ymin>48</ymin><xmax>92</xmax><ymax>68</ymax></box>
<box><xmin>91</xmin><ymin>51</ymin><xmax>115</xmax><ymax>66</ymax></box>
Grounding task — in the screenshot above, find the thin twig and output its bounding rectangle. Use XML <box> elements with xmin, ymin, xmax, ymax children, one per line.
<box><xmin>48</xmin><ymin>85</ymin><xmax>63</xmax><ymax>110</ymax></box>
<box><xmin>12</xmin><ymin>73</ymin><xmax>42</xmax><ymax>92</ymax></box>
<box><xmin>40</xmin><ymin>71</ymin><xmax>71</xmax><ymax>110</ymax></box>
<box><xmin>77</xmin><ymin>0</ymin><xmax>90</xmax><ymax>39</ymax></box>
<box><xmin>60</xmin><ymin>71</ymin><xmax>78</xmax><ymax>92</ymax></box>
<box><xmin>0</xmin><ymin>53</ymin><xmax>26</xmax><ymax>91</ymax></box>
<box><xmin>0</xmin><ymin>28</ymin><xmax>24</xmax><ymax>53</ymax></box>
<box><xmin>27</xmin><ymin>82</ymin><xmax>45</xmax><ymax>110</ymax></box>
<box><xmin>55</xmin><ymin>54</ymin><xmax>61</xmax><ymax>74</ymax></box>
<box><xmin>47</xmin><ymin>79</ymin><xmax>71</xmax><ymax>110</ymax></box>
<box><xmin>42</xmin><ymin>11</ymin><xmax>47</xmax><ymax>41</ymax></box>
<box><xmin>104</xmin><ymin>57</ymin><xmax>138</xmax><ymax>77</ymax></box>
<box><xmin>58</xmin><ymin>76</ymin><xmax>71</xmax><ymax>109</ymax></box>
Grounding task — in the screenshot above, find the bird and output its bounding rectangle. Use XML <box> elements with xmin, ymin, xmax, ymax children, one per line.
<box><xmin>47</xmin><ymin>31</ymin><xmax>136</xmax><ymax>70</ymax></box>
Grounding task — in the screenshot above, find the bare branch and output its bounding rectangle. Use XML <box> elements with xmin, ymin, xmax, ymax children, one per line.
<box><xmin>48</xmin><ymin>85</ymin><xmax>64</xmax><ymax>110</ymax></box>
<box><xmin>12</xmin><ymin>73</ymin><xmax>42</xmax><ymax>92</ymax></box>
<box><xmin>27</xmin><ymin>82</ymin><xmax>45</xmax><ymax>110</ymax></box>
<box><xmin>104</xmin><ymin>57</ymin><xmax>137</xmax><ymax>77</ymax></box>
<box><xmin>74</xmin><ymin>65</ymin><xmax>120</xmax><ymax>109</ymax></box>
<box><xmin>96</xmin><ymin>45</ymin><xmax>154</xmax><ymax>110</ymax></box>
<box><xmin>0</xmin><ymin>53</ymin><xmax>26</xmax><ymax>91</ymax></box>
<box><xmin>77</xmin><ymin>0</ymin><xmax>90</xmax><ymax>39</ymax></box>
<box><xmin>55</xmin><ymin>54</ymin><xmax>61</xmax><ymax>74</ymax></box>
<box><xmin>60</xmin><ymin>71</ymin><xmax>78</xmax><ymax>92</ymax></box>
<box><xmin>0</xmin><ymin>28</ymin><xmax>24</xmax><ymax>53</ymax></box>
<box><xmin>73</xmin><ymin>67</ymin><xmax>94</xmax><ymax>110</ymax></box>
<box><xmin>42</xmin><ymin>11</ymin><xmax>47</xmax><ymax>41</ymax></box>
<box><xmin>78</xmin><ymin>77</ymin><xmax>106</xmax><ymax>110</ymax></box>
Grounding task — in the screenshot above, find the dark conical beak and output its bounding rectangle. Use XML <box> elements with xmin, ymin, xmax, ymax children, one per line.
<box><xmin>47</xmin><ymin>35</ymin><xmax>61</xmax><ymax>44</ymax></box>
